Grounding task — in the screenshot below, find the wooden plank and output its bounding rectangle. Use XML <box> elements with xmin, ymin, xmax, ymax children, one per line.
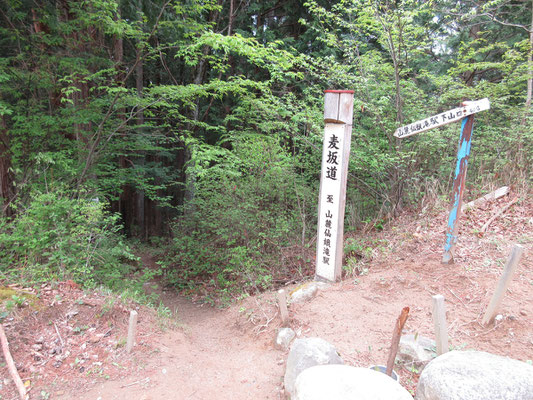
<box><xmin>461</xmin><ymin>186</ymin><xmax>509</xmax><ymax>212</ymax></box>
<box><xmin>442</xmin><ymin>115</ymin><xmax>475</xmax><ymax>264</ymax></box>
<box><xmin>338</xmin><ymin>92</ymin><xmax>354</xmax><ymax>125</ymax></box>
<box><xmin>277</xmin><ymin>289</ymin><xmax>289</xmax><ymax>327</ymax></box>
<box><xmin>324</xmin><ymin>92</ymin><xmax>340</xmax><ymax>122</ymax></box>
<box><xmin>394</xmin><ymin>98</ymin><xmax>490</xmax><ymax>139</ymax></box>
<box><xmin>482</xmin><ymin>244</ymin><xmax>524</xmax><ymax>325</ymax></box>
<box><xmin>432</xmin><ymin>295</ymin><xmax>449</xmax><ymax>356</ymax></box>
<box><xmin>126</xmin><ymin>310</ymin><xmax>138</xmax><ymax>353</ymax></box>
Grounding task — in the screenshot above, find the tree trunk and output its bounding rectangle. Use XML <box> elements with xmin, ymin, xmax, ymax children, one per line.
<box><xmin>0</xmin><ymin>116</ymin><xmax>14</xmax><ymax>217</ymax></box>
<box><xmin>135</xmin><ymin>41</ymin><xmax>145</xmax><ymax>238</ymax></box>
<box><xmin>522</xmin><ymin>0</ymin><xmax>533</xmax><ymax>126</ymax></box>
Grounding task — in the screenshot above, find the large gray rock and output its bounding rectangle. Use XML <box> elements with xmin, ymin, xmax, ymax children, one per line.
<box><xmin>284</xmin><ymin>337</ymin><xmax>343</xmax><ymax>396</ymax></box>
<box><xmin>416</xmin><ymin>350</ymin><xmax>533</xmax><ymax>400</ymax></box>
<box><xmin>398</xmin><ymin>334</ymin><xmax>436</xmax><ymax>372</ymax></box>
<box><xmin>293</xmin><ymin>365</ymin><xmax>414</xmax><ymax>400</ymax></box>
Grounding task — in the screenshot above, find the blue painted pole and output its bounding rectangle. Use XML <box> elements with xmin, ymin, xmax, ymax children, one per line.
<box><xmin>442</xmin><ymin>115</ymin><xmax>475</xmax><ymax>264</ymax></box>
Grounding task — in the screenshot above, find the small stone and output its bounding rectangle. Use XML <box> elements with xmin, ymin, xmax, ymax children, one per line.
<box><xmin>162</xmin><ymin>368</ymin><xmax>167</xmax><ymax>374</ymax></box>
<box><xmin>32</xmin><ymin>343</ymin><xmax>43</xmax><ymax>351</ymax></box>
<box><xmin>520</xmin><ymin>310</ymin><xmax>527</xmax><ymax>316</ymax></box>
<box><xmin>289</xmin><ymin>283</ymin><xmax>319</xmax><ymax>304</ymax></box>
<box><xmin>495</xmin><ymin>314</ymin><xmax>504</xmax><ymax>322</ymax></box>
<box><xmin>275</xmin><ymin>328</ymin><xmax>296</xmax><ymax>350</ymax></box>
<box><xmin>398</xmin><ymin>334</ymin><xmax>436</xmax><ymax>371</ymax></box>
<box><xmin>284</xmin><ymin>337</ymin><xmax>344</xmax><ymax>396</ymax></box>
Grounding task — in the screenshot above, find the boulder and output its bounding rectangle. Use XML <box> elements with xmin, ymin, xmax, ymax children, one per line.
<box><xmin>275</xmin><ymin>328</ymin><xmax>296</xmax><ymax>350</ymax></box>
<box><xmin>289</xmin><ymin>283</ymin><xmax>319</xmax><ymax>304</ymax></box>
<box><xmin>293</xmin><ymin>364</ymin><xmax>414</xmax><ymax>400</ymax></box>
<box><xmin>398</xmin><ymin>334</ymin><xmax>436</xmax><ymax>371</ymax></box>
<box><xmin>284</xmin><ymin>337</ymin><xmax>343</xmax><ymax>396</ymax></box>
<box><xmin>416</xmin><ymin>350</ymin><xmax>533</xmax><ymax>400</ymax></box>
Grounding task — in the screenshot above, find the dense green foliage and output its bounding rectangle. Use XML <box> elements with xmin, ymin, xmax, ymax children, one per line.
<box><xmin>0</xmin><ymin>190</ymin><xmax>136</xmax><ymax>287</ymax></box>
<box><xmin>0</xmin><ymin>0</ymin><xmax>531</xmax><ymax>299</ymax></box>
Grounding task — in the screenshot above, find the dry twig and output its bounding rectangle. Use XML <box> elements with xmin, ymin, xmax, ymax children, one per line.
<box><xmin>0</xmin><ymin>324</ymin><xmax>28</xmax><ymax>400</ymax></box>
<box><xmin>481</xmin><ymin>197</ymin><xmax>518</xmax><ymax>233</ymax></box>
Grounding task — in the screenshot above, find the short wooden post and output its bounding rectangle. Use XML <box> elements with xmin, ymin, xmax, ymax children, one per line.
<box><xmin>277</xmin><ymin>289</ymin><xmax>289</xmax><ymax>326</ymax></box>
<box><xmin>316</xmin><ymin>90</ymin><xmax>354</xmax><ymax>282</ymax></box>
<box><xmin>432</xmin><ymin>295</ymin><xmax>449</xmax><ymax>355</ymax></box>
<box><xmin>126</xmin><ymin>310</ymin><xmax>138</xmax><ymax>353</ymax></box>
<box><xmin>482</xmin><ymin>244</ymin><xmax>524</xmax><ymax>325</ymax></box>
<box><xmin>386</xmin><ymin>307</ymin><xmax>409</xmax><ymax>376</ymax></box>
<box><xmin>442</xmin><ymin>115</ymin><xmax>475</xmax><ymax>264</ymax></box>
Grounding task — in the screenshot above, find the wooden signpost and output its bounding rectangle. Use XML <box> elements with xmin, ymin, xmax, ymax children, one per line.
<box><xmin>316</xmin><ymin>90</ymin><xmax>354</xmax><ymax>282</ymax></box>
<box><xmin>394</xmin><ymin>98</ymin><xmax>490</xmax><ymax>264</ymax></box>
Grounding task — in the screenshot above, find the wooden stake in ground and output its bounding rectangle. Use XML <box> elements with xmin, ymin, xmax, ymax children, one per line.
<box><xmin>432</xmin><ymin>295</ymin><xmax>449</xmax><ymax>355</ymax></box>
<box><xmin>126</xmin><ymin>310</ymin><xmax>138</xmax><ymax>353</ymax></box>
<box><xmin>277</xmin><ymin>289</ymin><xmax>289</xmax><ymax>327</ymax></box>
<box><xmin>482</xmin><ymin>244</ymin><xmax>524</xmax><ymax>325</ymax></box>
<box><xmin>0</xmin><ymin>324</ymin><xmax>27</xmax><ymax>400</ymax></box>
<box><xmin>386</xmin><ymin>307</ymin><xmax>409</xmax><ymax>377</ymax></box>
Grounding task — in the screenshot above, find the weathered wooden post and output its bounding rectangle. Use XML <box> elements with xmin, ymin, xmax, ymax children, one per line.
<box><xmin>393</xmin><ymin>99</ymin><xmax>490</xmax><ymax>263</ymax></box>
<box><xmin>315</xmin><ymin>90</ymin><xmax>354</xmax><ymax>282</ymax></box>
<box><xmin>277</xmin><ymin>289</ymin><xmax>289</xmax><ymax>327</ymax></box>
<box><xmin>126</xmin><ymin>310</ymin><xmax>138</xmax><ymax>353</ymax></box>
<box><xmin>482</xmin><ymin>244</ymin><xmax>524</xmax><ymax>325</ymax></box>
<box><xmin>432</xmin><ymin>294</ymin><xmax>449</xmax><ymax>355</ymax></box>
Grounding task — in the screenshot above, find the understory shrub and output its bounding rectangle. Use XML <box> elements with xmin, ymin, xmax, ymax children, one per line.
<box><xmin>0</xmin><ymin>190</ymin><xmax>136</xmax><ymax>288</ymax></box>
<box><xmin>163</xmin><ymin>136</ymin><xmax>316</xmax><ymax>302</ymax></box>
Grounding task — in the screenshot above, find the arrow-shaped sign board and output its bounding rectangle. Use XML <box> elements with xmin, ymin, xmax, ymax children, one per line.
<box><xmin>394</xmin><ymin>98</ymin><xmax>490</xmax><ymax>139</ymax></box>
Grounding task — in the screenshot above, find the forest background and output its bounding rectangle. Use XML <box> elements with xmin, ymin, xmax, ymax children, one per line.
<box><xmin>0</xmin><ymin>0</ymin><xmax>531</xmax><ymax>304</ymax></box>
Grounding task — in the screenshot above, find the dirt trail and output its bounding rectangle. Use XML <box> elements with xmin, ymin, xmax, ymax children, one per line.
<box><xmin>77</xmin><ymin>287</ymin><xmax>284</xmax><ymax>400</ymax></box>
<box><xmin>54</xmin><ymin>194</ymin><xmax>533</xmax><ymax>399</ymax></box>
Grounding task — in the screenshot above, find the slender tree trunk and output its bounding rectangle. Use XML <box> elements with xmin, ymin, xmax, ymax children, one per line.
<box><xmin>0</xmin><ymin>116</ymin><xmax>14</xmax><ymax>217</ymax></box>
<box><xmin>135</xmin><ymin>38</ymin><xmax>145</xmax><ymax>238</ymax></box>
<box><xmin>522</xmin><ymin>0</ymin><xmax>533</xmax><ymax>126</ymax></box>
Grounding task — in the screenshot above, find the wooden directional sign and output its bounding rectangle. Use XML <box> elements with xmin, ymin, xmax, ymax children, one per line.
<box><xmin>394</xmin><ymin>98</ymin><xmax>491</xmax><ymax>264</ymax></box>
<box><xmin>394</xmin><ymin>98</ymin><xmax>490</xmax><ymax>139</ymax></box>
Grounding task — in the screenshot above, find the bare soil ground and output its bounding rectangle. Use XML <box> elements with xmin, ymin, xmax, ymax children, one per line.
<box><xmin>1</xmin><ymin>190</ymin><xmax>532</xmax><ymax>399</ymax></box>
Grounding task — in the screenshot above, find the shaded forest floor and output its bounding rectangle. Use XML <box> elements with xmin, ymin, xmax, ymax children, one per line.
<box><xmin>1</xmin><ymin>190</ymin><xmax>532</xmax><ymax>399</ymax></box>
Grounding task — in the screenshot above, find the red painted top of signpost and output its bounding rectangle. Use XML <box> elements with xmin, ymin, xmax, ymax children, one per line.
<box><xmin>324</xmin><ymin>90</ymin><xmax>355</xmax><ymax>94</ymax></box>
